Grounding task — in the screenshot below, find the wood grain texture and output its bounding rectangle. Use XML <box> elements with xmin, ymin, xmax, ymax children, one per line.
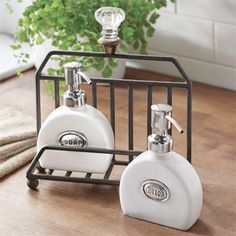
<box><xmin>0</xmin><ymin>69</ymin><xmax>235</xmax><ymax>236</ymax></box>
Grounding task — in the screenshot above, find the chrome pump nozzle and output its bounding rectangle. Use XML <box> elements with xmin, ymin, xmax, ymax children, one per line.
<box><xmin>63</xmin><ymin>62</ymin><xmax>91</xmax><ymax>107</ymax></box>
<box><xmin>148</xmin><ymin>104</ymin><xmax>183</xmax><ymax>153</ymax></box>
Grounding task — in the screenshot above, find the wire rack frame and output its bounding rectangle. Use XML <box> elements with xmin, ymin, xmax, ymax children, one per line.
<box><xmin>26</xmin><ymin>51</ymin><xmax>192</xmax><ymax>190</ymax></box>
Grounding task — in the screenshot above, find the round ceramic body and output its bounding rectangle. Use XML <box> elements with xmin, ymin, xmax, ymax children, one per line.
<box><xmin>37</xmin><ymin>105</ymin><xmax>114</xmax><ymax>173</ymax></box>
<box><xmin>119</xmin><ymin>150</ymin><xmax>203</xmax><ymax>230</ymax></box>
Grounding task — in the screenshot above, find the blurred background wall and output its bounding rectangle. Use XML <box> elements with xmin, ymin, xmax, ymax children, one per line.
<box><xmin>129</xmin><ymin>0</ymin><xmax>236</xmax><ymax>90</ymax></box>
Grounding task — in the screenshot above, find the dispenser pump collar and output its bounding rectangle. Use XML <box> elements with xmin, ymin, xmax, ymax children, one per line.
<box><xmin>148</xmin><ymin>104</ymin><xmax>183</xmax><ymax>153</ymax></box>
<box><xmin>63</xmin><ymin>62</ymin><xmax>92</xmax><ymax>107</ymax></box>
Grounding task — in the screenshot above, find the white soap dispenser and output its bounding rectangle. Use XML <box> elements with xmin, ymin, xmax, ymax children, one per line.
<box><xmin>37</xmin><ymin>62</ymin><xmax>114</xmax><ymax>173</ymax></box>
<box><xmin>120</xmin><ymin>104</ymin><xmax>203</xmax><ymax>230</ymax></box>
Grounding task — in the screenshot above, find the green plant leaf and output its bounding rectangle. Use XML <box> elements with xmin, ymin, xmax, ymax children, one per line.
<box><xmin>119</xmin><ymin>43</ymin><xmax>129</xmax><ymax>53</ymax></box>
<box><xmin>93</xmin><ymin>58</ymin><xmax>105</xmax><ymax>71</ymax></box>
<box><xmin>139</xmin><ymin>42</ymin><xmax>148</xmax><ymax>54</ymax></box>
<box><xmin>16</xmin><ymin>67</ymin><xmax>23</xmax><ymax>77</ymax></box>
<box><xmin>18</xmin><ymin>18</ymin><xmax>23</xmax><ymax>27</ymax></box>
<box><xmin>84</xmin><ymin>44</ymin><xmax>92</xmax><ymax>51</ymax></box>
<box><xmin>102</xmin><ymin>65</ymin><xmax>112</xmax><ymax>78</ymax></box>
<box><xmin>122</xmin><ymin>26</ymin><xmax>134</xmax><ymax>42</ymax></box>
<box><xmin>23</xmin><ymin>16</ymin><xmax>31</xmax><ymax>27</ymax></box>
<box><xmin>149</xmin><ymin>11</ymin><xmax>160</xmax><ymax>24</ymax></box>
<box><xmin>25</xmin><ymin>53</ymin><xmax>30</xmax><ymax>59</ymax></box>
<box><xmin>36</xmin><ymin>35</ymin><xmax>43</xmax><ymax>44</ymax></box>
<box><xmin>72</xmin><ymin>43</ymin><xmax>82</xmax><ymax>51</ymax></box>
<box><xmin>5</xmin><ymin>3</ymin><xmax>13</xmax><ymax>14</ymax></box>
<box><xmin>108</xmin><ymin>58</ymin><xmax>118</xmax><ymax>68</ymax></box>
<box><xmin>133</xmin><ymin>41</ymin><xmax>139</xmax><ymax>50</ymax></box>
<box><xmin>147</xmin><ymin>26</ymin><xmax>155</xmax><ymax>37</ymax></box>
<box><xmin>10</xmin><ymin>44</ymin><xmax>22</xmax><ymax>50</ymax></box>
<box><xmin>16</xmin><ymin>30</ymin><xmax>28</xmax><ymax>42</ymax></box>
<box><xmin>47</xmin><ymin>68</ymin><xmax>56</xmax><ymax>75</ymax></box>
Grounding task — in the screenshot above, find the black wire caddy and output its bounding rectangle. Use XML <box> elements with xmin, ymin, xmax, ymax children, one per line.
<box><xmin>26</xmin><ymin>50</ymin><xmax>192</xmax><ymax>190</ymax></box>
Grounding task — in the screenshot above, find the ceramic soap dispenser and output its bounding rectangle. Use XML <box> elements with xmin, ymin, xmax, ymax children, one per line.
<box><xmin>37</xmin><ymin>62</ymin><xmax>114</xmax><ymax>173</ymax></box>
<box><xmin>120</xmin><ymin>104</ymin><xmax>203</xmax><ymax>230</ymax></box>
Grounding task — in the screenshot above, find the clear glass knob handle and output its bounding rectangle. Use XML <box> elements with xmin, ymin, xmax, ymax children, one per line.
<box><xmin>95</xmin><ymin>7</ymin><xmax>125</xmax><ymax>54</ymax></box>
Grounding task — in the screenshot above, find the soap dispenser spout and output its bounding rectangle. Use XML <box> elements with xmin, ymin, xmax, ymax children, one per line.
<box><xmin>165</xmin><ymin>115</ymin><xmax>183</xmax><ymax>134</ymax></box>
<box><xmin>77</xmin><ymin>71</ymin><xmax>92</xmax><ymax>86</ymax></box>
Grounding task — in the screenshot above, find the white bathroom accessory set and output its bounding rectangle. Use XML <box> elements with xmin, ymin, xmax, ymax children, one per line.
<box><xmin>26</xmin><ymin>7</ymin><xmax>202</xmax><ymax>231</ymax></box>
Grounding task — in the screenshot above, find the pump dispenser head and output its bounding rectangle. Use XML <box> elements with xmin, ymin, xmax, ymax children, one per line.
<box><xmin>63</xmin><ymin>62</ymin><xmax>91</xmax><ymax>107</ymax></box>
<box><xmin>148</xmin><ymin>104</ymin><xmax>183</xmax><ymax>153</ymax></box>
<box><xmin>95</xmin><ymin>7</ymin><xmax>125</xmax><ymax>54</ymax></box>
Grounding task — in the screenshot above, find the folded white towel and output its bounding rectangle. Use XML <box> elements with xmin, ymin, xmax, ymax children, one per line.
<box><xmin>0</xmin><ymin>107</ymin><xmax>36</xmax><ymax>178</ymax></box>
<box><xmin>0</xmin><ymin>107</ymin><xmax>36</xmax><ymax>146</ymax></box>
<box><xmin>0</xmin><ymin>147</ymin><xmax>36</xmax><ymax>179</ymax></box>
<box><xmin>0</xmin><ymin>137</ymin><xmax>36</xmax><ymax>161</ymax></box>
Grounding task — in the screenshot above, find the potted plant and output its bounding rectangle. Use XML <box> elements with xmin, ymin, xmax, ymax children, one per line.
<box><xmin>14</xmin><ymin>0</ymin><xmax>174</xmax><ymax>78</ymax></box>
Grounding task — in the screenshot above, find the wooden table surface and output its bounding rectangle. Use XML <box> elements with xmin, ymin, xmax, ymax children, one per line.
<box><xmin>0</xmin><ymin>68</ymin><xmax>235</xmax><ymax>236</ymax></box>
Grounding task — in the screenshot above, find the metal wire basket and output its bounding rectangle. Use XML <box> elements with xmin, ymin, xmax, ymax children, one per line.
<box><xmin>26</xmin><ymin>51</ymin><xmax>192</xmax><ymax>190</ymax></box>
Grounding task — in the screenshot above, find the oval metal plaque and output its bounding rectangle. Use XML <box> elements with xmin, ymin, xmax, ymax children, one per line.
<box><xmin>141</xmin><ymin>179</ymin><xmax>170</xmax><ymax>201</ymax></box>
<box><xmin>58</xmin><ymin>131</ymin><xmax>87</xmax><ymax>147</ymax></box>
